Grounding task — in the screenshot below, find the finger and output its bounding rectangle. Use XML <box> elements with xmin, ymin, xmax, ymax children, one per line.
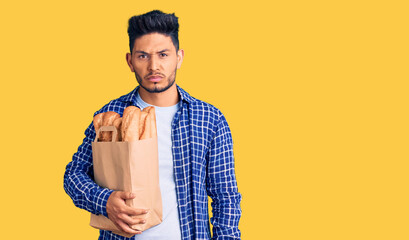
<box><xmin>123</xmin><ymin>206</ymin><xmax>149</xmax><ymax>216</ymax></box>
<box><xmin>118</xmin><ymin>191</ymin><xmax>136</xmax><ymax>200</ymax></box>
<box><xmin>116</xmin><ymin>219</ymin><xmax>140</xmax><ymax>235</ymax></box>
<box><xmin>120</xmin><ymin>213</ymin><xmax>147</xmax><ymax>226</ymax></box>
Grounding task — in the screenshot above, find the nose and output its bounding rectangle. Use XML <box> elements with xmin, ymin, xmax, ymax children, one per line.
<box><xmin>148</xmin><ymin>55</ymin><xmax>159</xmax><ymax>71</ymax></box>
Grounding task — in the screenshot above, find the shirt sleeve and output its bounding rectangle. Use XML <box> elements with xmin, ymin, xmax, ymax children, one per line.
<box><xmin>206</xmin><ymin>112</ymin><xmax>242</xmax><ymax>240</ymax></box>
<box><xmin>63</xmin><ymin>120</ymin><xmax>113</xmax><ymax>218</ymax></box>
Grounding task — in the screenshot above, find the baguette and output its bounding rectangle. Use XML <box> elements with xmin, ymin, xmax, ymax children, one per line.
<box><xmin>101</xmin><ymin>111</ymin><xmax>120</xmax><ymax>141</ymax></box>
<box><xmin>121</xmin><ymin>105</ymin><xmax>157</xmax><ymax>141</ymax></box>
<box><xmin>113</xmin><ymin>117</ymin><xmax>122</xmax><ymax>141</ymax></box>
<box><xmin>122</xmin><ymin>106</ymin><xmax>137</xmax><ymax>141</ymax></box>
<box><xmin>139</xmin><ymin>110</ymin><xmax>151</xmax><ymax>140</ymax></box>
<box><xmin>93</xmin><ymin>112</ymin><xmax>104</xmax><ymax>141</ymax></box>
<box><xmin>123</xmin><ymin>107</ymin><xmax>141</xmax><ymax>141</ymax></box>
<box><xmin>147</xmin><ymin>107</ymin><xmax>157</xmax><ymax>138</ymax></box>
<box><xmin>138</xmin><ymin>111</ymin><xmax>148</xmax><ymax>140</ymax></box>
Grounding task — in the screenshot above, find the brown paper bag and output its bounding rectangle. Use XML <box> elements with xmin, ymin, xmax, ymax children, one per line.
<box><xmin>90</xmin><ymin>126</ymin><xmax>162</xmax><ymax>237</ymax></box>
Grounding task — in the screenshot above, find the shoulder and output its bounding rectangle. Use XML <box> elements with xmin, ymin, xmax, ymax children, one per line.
<box><xmin>178</xmin><ymin>86</ymin><xmax>228</xmax><ymax>131</ymax></box>
<box><xmin>188</xmin><ymin>95</ymin><xmax>233</xmax><ymax>145</ymax></box>
<box><xmin>179</xmin><ymin>86</ymin><xmax>223</xmax><ymax>118</ymax></box>
<box><xmin>190</xmin><ymin>98</ymin><xmax>223</xmax><ymax>119</ymax></box>
<box><xmin>93</xmin><ymin>88</ymin><xmax>137</xmax><ymax>117</ymax></box>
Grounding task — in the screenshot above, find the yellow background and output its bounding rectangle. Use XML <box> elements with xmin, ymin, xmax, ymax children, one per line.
<box><xmin>0</xmin><ymin>0</ymin><xmax>408</xmax><ymax>239</ymax></box>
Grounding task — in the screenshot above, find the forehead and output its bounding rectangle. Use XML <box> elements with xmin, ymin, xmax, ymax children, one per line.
<box><xmin>133</xmin><ymin>33</ymin><xmax>175</xmax><ymax>53</ymax></box>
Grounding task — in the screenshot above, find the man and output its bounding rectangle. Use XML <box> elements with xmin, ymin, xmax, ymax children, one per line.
<box><xmin>64</xmin><ymin>10</ymin><xmax>241</xmax><ymax>240</ymax></box>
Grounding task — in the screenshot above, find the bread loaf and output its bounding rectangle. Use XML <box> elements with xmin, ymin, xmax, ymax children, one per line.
<box><xmin>146</xmin><ymin>107</ymin><xmax>157</xmax><ymax>138</ymax></box>
<box><xmin>100</xmin><ymin>112</ymin><xmax>120</xmax><ymax>142</ymax></box>
<box><xmin>123</xmin><ymin>106</ymin><xmax>141</xmax><ymax>142</ymax></box>
<box><xmin>94</xmin><ymin>106</ymin><xmax>156</xmax><ymax>142</ymax></box>
<box><xmin>122</xmin><ymin>106</ymin><xmax>137</xmax><ymax>141</ymax></box>
<box><xmin>140</xmin><ymin>110</ymin><xmax>151</xmax><ymax>140</ymax></box>
<box><xmin>113</xmin><ymin>117</ymin><xmax>122</xmax><ymax>141</ymax></box>
<box><xmin>93</xmin><ymin>112</ymin><xmax>104</xmax><ymax>141</ymax></box>
<box><xmin>138</xmin><ymin>111</ymin><xmax>148</xmax><ymax>139</ymax></box>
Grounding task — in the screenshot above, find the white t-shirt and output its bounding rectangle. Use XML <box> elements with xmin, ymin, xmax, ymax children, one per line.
<box><xmin>134</xmin><ymin>92</ymin><xmax>182</xmax><ymax>239</ymax></box>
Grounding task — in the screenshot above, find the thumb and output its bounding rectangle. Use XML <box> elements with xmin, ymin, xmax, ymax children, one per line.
<box><xmin>119</xmin><ymin>191</ymin><xmax>135</xmax><ymax>199</ymax></box>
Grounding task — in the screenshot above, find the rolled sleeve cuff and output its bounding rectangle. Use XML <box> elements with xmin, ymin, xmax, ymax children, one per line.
<box><xmin>94</xmin><ymin>188</ymin><xmax>114</xmax><ymax>218</ymax></box>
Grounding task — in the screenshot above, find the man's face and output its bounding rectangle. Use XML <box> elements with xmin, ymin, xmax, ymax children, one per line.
<box><xmin>126</xmin><ymin>33</ymin><xmax>184</xmax><ymax>93</ymax></box>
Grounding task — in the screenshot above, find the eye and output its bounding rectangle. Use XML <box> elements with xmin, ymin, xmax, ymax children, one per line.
<box><xmin>159</xmin><ymin>53</ymin><xmax>168</xmax><ymax>57</ymax></box>
<box><xmin>138</xmin><ymin>54</ymin><xmax>147</xmax><ymax>59</ymax></box>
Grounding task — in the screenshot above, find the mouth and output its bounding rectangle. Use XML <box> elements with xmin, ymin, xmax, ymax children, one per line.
<box><xmin>146</xmin><ymin>75</ymin><xmax>164</xmax><ymax>83</ymax></box>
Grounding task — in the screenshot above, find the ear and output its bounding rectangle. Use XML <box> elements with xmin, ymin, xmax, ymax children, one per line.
<box><xmin>176</xmin><ymin>49</ymin><xmax>184</xmax><ymax>69</ymax></box>
<box><xmin>126</xmin><ymin>53</ymin><xmax>135</xmax><ymax>72</ymax></box>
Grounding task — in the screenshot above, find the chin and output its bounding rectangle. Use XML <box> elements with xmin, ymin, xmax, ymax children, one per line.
<box><xmin>141</xmin><ymin>80</ymin><xmax>174</xmax><ymax>94</ymax></box>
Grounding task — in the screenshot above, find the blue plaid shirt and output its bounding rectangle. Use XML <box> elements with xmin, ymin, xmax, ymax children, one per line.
<box><xmin>64</xmin><ymin>85</ymin><xmax>242</xmax><ymax>240</ymax></box>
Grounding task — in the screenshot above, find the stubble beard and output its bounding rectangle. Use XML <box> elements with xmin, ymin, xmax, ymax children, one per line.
<box><xmin>135</xmin><ymin>68</ymin><xmax>177</xmax><ymax>93</ymax></box>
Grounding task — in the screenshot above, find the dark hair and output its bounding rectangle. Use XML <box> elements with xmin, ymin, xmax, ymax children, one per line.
<box><xmin>127</xmin><ymin>10</ymin><xmax>179</xmax><ymax>53</ymax></box>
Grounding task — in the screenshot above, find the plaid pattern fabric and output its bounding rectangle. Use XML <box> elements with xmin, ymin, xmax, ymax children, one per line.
<box><xmin>64</xmin><ymin>85</ymin><xmax>242</xmax><ymax>240</ymax></box>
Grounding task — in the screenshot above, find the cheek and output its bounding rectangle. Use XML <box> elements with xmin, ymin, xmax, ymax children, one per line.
<box><xmin>164</xmin><ymin>60</ymin><xmax>178</xmax><ymax>72</ymax></box>
<box><xmin>133</xmin><ymin>64</ymin><xmax>145</xmax><ymax>74</ymax></box>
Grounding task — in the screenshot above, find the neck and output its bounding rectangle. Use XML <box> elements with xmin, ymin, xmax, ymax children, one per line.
<box><xmin>138</xmin><ymin>84</ymin><xmax>179</xmax><ymax>107</ymax></box>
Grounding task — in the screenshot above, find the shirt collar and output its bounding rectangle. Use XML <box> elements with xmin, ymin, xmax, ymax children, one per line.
<box><xmin>120</xmin><ymin>84</ymin><xmax>195</xmax><ymax>105</ymax></box>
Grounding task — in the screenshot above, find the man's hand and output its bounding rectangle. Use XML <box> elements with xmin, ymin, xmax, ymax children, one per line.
<box><xmin>106</xmin><ymin>191</ymin><xmax>148</xmax><ymax>235</ymax></box>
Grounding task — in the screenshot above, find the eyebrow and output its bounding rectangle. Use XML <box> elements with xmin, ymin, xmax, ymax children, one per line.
<box><xmin>133</xmin><ymin>49</ymin><xmax>170</xmax><ymax>55</ymax></box>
